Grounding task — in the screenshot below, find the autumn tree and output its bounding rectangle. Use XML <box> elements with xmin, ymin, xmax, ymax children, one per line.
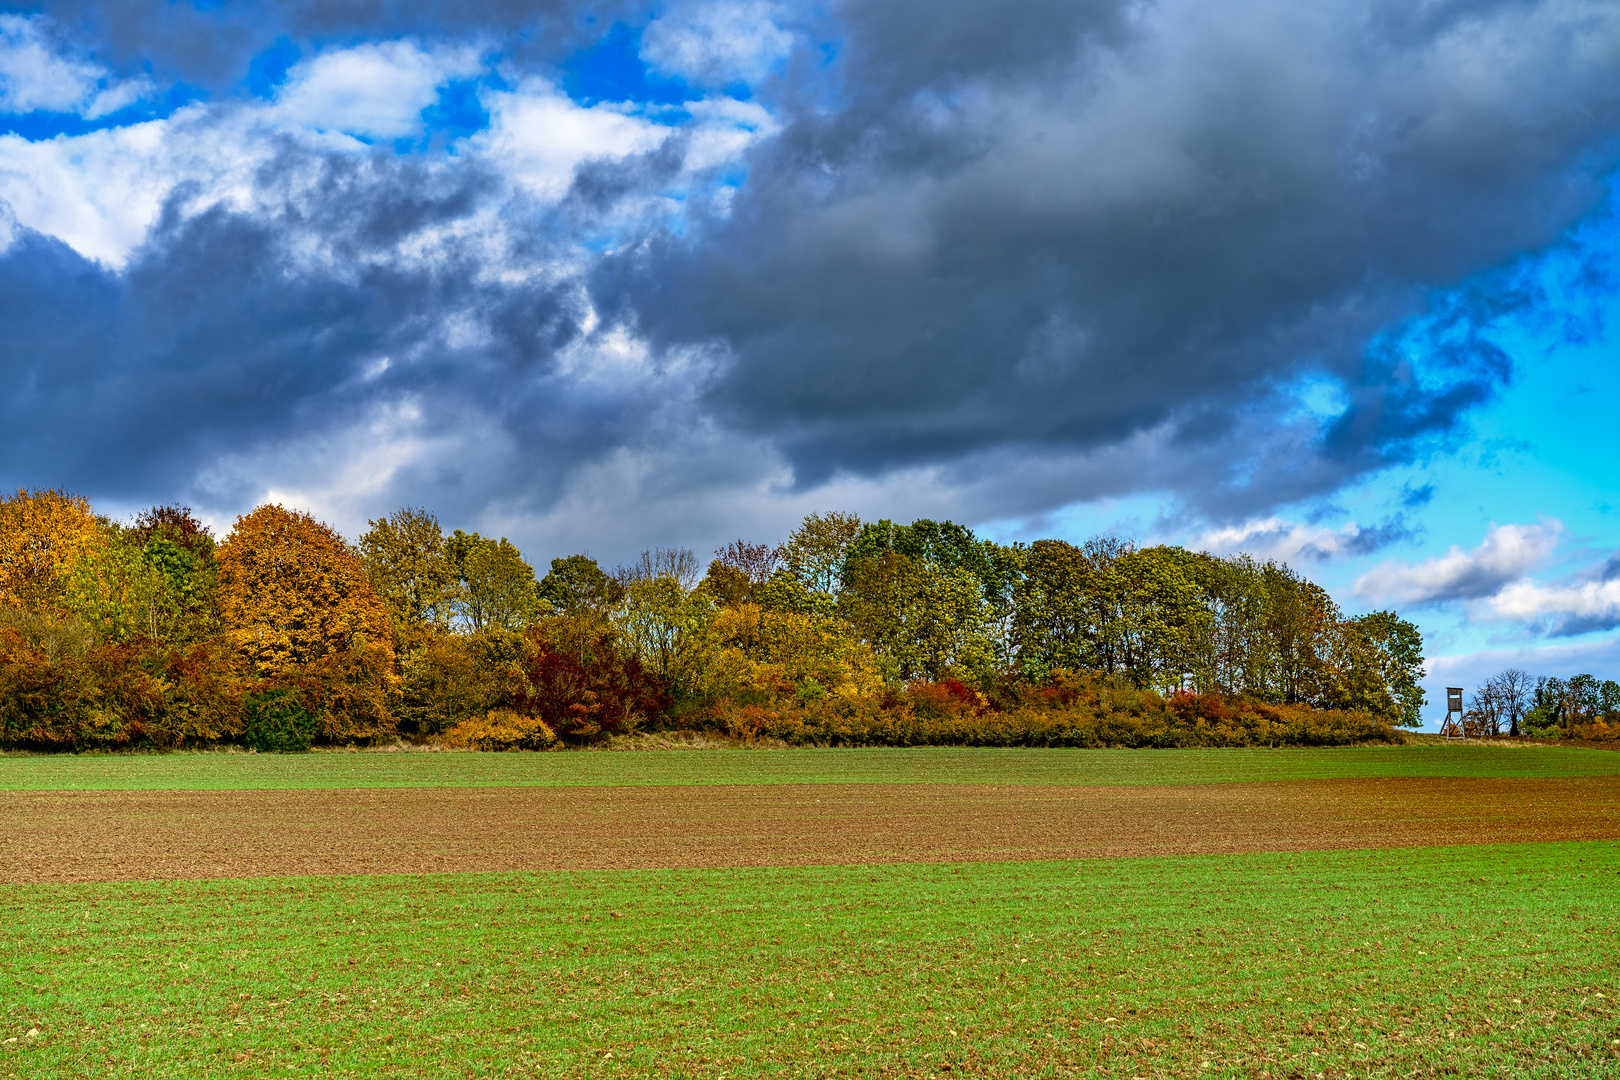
<box><xmin>360</xmin><ymin>507</ymin><xmax>458</xmax><ymax>631</ymax></box>
<box><xmin>0</xmin><ymin>489</ymin><xmax>105</xmax><ymax>614</ymax></box>
<box><xmin>216</xmin><ymin>504</ymin><xmax>396</xmax><ymax>742</ymax></box>
<box><xmin>714</xmin><ymin>540</ymin><xmax>783</xmax><ymax>586</ymax></box>
<box><xmin>708</xmin><ymin>602</ymin><xmax>882</xmax><ymax>702</ymax></box>
<box><xmin>456</xmin><ymin>535</ymin><xmax>545</xmax><ymax>631</ymax></box>
<box><xmin>612</xmin><ymin>575</ymin><xmax>717</xmax><ymax>696</ymax></box>
<box><xmin>781</xmin><ymin>511</ymin><xmax>862</xmax><ymax>595</ymax></box>
<box><xmin>537</xmin><ymin>554</ymin><xmax>621</xmax><ymax>613</ymax></box>
<box><xmin>696</xmin><ymin>560</ymin><xmax>753</xmax><ymax>608</ymax></box>
<box><xmin>615</xmin><ymin>547</ymin><xmax>701</xmax><ymax>591</ymax></box>
<box><xmin>510</xmin><ymin>614</ymin><xmax>670</xmax><ymax>742</ymax></box>
<box><xmin>132</xmin><ymin>505</ymin><xmax>215</xmax><ymax>556</ymax></box>
<box><xmin>398</xmin><ymin>629</ymin><xmax>528</xmax><ymax>736</ymax></box>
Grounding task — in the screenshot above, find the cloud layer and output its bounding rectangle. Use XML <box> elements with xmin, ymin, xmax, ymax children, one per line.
<box><xmin>2</xmin><ymin>1</ymin><xmax>1620</xmax><ymax>564</ymax></box>
<box><xmin>1354</xmin><ymin>522</ymin><xmax>1564</xmax><ymax>606</ymax></box>
<box><xmin>1355</xmin><ymin>519</ymin><xmax>1620</xmax><ymax>642</ymax></box>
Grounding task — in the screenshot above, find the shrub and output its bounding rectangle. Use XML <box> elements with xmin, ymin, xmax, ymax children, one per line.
<box><xmin>241</xmin><ymin>689</ymin><xmax>318</xmax><ymax>753</ymax></box>
<box><xmin>398</xmin><ymin>630</ymin><xmax>525</xmax><ymax>737</ymax></box>
<box><xmin>1569</xmin><ymin>720</ymin><xmax>1620</xmax><ymax>743</ymax></box>
<box><xmin>440</xmin><ymin>709</ymin><xmax>557</xmax><ymax>751</ymax></box>
<box><xmin>0</xmin><ymin>622</ymin><xmax>176</xmax><ymax>750</ymax></box>
<box><xmin>507</xmin><ymin>615</ymin><xmax>672</xmax><ymax>743</ymax></box>
<box><xmin>681</xmin><ymin>671</ymin><xmax>1400</xmax><ymax>749</ymax></box>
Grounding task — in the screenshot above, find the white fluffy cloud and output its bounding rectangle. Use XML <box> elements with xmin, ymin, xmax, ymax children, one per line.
<box><xmin>1353</xmin><ymin>522</ymin><xmax>1562</xmax><ymax>605</ymax></box>
<box><xmin>271</xmin><ymin>41</ymin><xmax>479</xmax><ymax>140</ymax></box>
<box><xmin>473</xmin><ymin>82</ymin><xmax>665</xmax><ymax>199</ymax></box>
<box><xmin>1484</xmin><ymin>576</ymin><xmax>1620</xmax><ymax>632</ymax></box>
<box><xmin>0</xmin><ymin>14</ymin><xmax>103</xmax><ymax>113</ymax></box>
<box><xmin>1194</xmin><ymin>516</ymin><xmax>1392</xmax><ymax>565</ymax></box>
<box><xmin>0</xmin><ymin>38</ymin><xmax>777</xmax><ymax>268</ymax></box>
<box><xmin>0</xmin><ymin>14</ymin><xmax>150</xmax><ymax>119</ymax></box>
<box><xmin>0</xmin><ymin>112</ymin><xmax>241</xmax><ymax>265</ymax></box>
<box><xmin>640</xmin><ymin>0</ymin><xmax>795</xmax><ymax>86</ymax></box>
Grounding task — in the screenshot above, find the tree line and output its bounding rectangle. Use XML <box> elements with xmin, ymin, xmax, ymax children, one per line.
<box><xmin>1464</xmin><ymin>668</ymin><xmax>1620</xmax><ymax>740</ymax></box>
<box><xmin>0</xmin><ymin>489</ymin><xmax>1423</xmax><ymax>751</ymax></box>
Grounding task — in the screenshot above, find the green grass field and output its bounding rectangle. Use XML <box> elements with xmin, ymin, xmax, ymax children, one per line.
<box><xmin>0</xmin><ymin>743</ymin><xmax>1615</xmax><ymax>791</ymax></box>
<box><xmin>5</xmin><ymin>746</ymin><xmax>1616</xmax><ymax>1076</ymax></box>
<box><xmin>2</xmin><ymin>843</ymin><xmax>1616</xmax><ymax>1077</ymax></box>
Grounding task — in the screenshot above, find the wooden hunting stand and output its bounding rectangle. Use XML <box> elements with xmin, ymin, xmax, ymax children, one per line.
<box><xmin>1440</xmin><ymin>687</ymin><xmax>1466</xmax><ymax>740</ymax></box>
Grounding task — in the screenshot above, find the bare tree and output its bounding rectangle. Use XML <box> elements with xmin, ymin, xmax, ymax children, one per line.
<box><xmin>614</xmin><ymin>547</ymin><xmax>701</xmax><ymax>591</ymax></box>
<box><xmin>714</xmin><ymin>540</ymin><xmax>784</xmax><ymax>585</ymax></box>
<box><xmin>1466</xmin><ymin>681</ymin><xmax>1503</xmax><ymax>736</ymax></box>
<box><xmin>1489</xmin><ymin>668</ymin><xmax>1533</xmax><ymax>737</ymax></box>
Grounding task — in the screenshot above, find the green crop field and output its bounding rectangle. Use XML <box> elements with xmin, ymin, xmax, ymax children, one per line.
<box><xmin>4</xmin><ymin>746</ymin><xmax>1617</xmax><ymax>1076</ymax></box>
<box><xmin>0</xmin><ymin>743</ymin><xmax>1615</xmax><ymax>792</ymax></box>
<box><xmin>2</xmin><ymin>843</ymin><xmax>1617</xmax><ymax>1077</ymax></box>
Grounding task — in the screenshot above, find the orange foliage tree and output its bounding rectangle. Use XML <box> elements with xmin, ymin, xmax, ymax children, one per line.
<box><xmin>0</xmin><ymin>489</ymin><xmax>106</xmax><ymax>614</ymax></box>
<box><xmin>216</xmin><ymin>504</ymin><xmax>397</xmax><ymax>742</ymax></box>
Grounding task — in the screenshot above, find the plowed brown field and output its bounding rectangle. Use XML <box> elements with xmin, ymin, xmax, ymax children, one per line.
<box><xmin>4</xmin><ymin>774</ymin><xmax>1618</xmax><ymax>882</ymax></box>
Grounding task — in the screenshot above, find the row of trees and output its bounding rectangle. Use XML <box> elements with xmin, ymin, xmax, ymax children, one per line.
<box><xmin>1466</xmin><ymin>668</ymin><xmax>1620</xmax><ymax>738</ymax></box>
<box><xmin>0</xmin><ymin>489</ymin><xmax>1424</xmax><ymax>750</ymax></box>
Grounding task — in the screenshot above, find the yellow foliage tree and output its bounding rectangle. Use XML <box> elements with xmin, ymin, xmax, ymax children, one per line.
<box><xmin>0</xmin><ymin>489</ymin><xmax>105</xmax><ymax>614</ymax></box>
<box><xmin>358</xmin><ymin>506</ymin><xmax>458</xmax><ymax>631</ymax></box>
<box><xmin>216</xmin><ymin>504</ymin><xmax>397</xmax><ymax>742</ymax></box>
<box><xmin>710</xmin><ymin>603</ymin><xmax>883</xmax><ymax>702</ymax></box>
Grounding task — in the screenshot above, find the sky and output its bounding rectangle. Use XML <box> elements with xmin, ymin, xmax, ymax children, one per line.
<box><xmin>1</xmin><ymin>0</ymin><xmax>1619</xmax><ymax>725</ymax></box>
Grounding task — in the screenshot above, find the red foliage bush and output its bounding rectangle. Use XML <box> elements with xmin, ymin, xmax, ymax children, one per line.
<box><xmin>903</xmin><ymin>678</ymin><xmax>981</xmax><ymax>719</ymax></box>
<box><xmin>507</xmin><ymin>618</ymin><xmax>672</xmax><ymax>743</ymax></box>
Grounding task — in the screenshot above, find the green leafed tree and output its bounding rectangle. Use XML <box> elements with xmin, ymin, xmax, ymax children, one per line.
<box><xmin>1013</xmin><ymin>538</ymin><xmax>1095</xmax><ymax>678</ymax></box>
<box><xmin>359</xmin><ymin>507</ymin><xmax>458</xmax><ymax>631</ymax></box>
<box><xmin>61</xmin><ymin>507</ymin><xmax>221</xmax><ymax>646</ymax></box>
<box><xmin>536</xmin><ymin>554</ymin><xmax>622</xmax><ymax>614</ymax></box>
<box><xmin>839</xmin><ymin>550</ymin><xmax>993</xmax><ymax>683</ymax></box>
<box><xmin>60</xmin><ymin>524</ymin><xmax>169</xmax><ymax>644</ymax></box>
<box><xmin>781</xmin><ymin>511</ymin><xmax>862</xmax><ymax>595</ymax></box>
<box><xmin>1107</xmin><ymin>546</ymin><xmax>1213</xmax><ymax>694</ymax></box>
<box><xmin>1348</xmin><ymin>609</ymin><xmax>1426</xmax><ymax>727</ymax></box>
<box><xmin>450</xmin><ymin>533</ymin><xmax>545</xmax><ymax>632</ymax></box>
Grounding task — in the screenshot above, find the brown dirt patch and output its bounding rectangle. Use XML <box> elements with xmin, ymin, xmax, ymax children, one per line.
<box><xmin>4</xmin><ymin>775</ymin><xmax>1618</xmax><ymax>883</ymax></box>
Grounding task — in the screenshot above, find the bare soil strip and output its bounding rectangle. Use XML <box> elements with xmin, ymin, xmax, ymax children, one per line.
<box><xmin>3</xmin><ymin>775</ymin><xmax>1617</xmax><ymax>883</ymax></box>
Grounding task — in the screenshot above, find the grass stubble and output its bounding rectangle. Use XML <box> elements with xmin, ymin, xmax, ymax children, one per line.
<box><xmin>1</xmin><ymin>746</ymin><xmax>1617</xmax><ymax>1077</ymax></box>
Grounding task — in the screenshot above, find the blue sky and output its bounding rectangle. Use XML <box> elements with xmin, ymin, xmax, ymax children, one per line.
<box><xmin>2</xmin><ymin>1</ymin><xmax>1619</xmax><ymax>725</ymax></box>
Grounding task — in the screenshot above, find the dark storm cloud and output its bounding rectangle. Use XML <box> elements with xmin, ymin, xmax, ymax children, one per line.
<box><xmin>26</xmin><ymin>0</ymin><xmax>643</xmax><ymax>89</ymax></box>
<box><xmin>3</xmin><ymin>0</ymin><xmax>1620</xmax><ymax>547</ymax></box>
<box><xmin>0</xmin><ymin>144</ymin><xmax>669</xmax><ymax>524</ymax></box>
<box><xmin>591</xmin><ymin>0</ymin><xmax>1620</xmax><ymax>517</ymax></box>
